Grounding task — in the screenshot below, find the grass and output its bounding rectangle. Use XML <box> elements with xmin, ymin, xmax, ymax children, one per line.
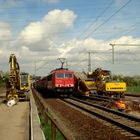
<box><xmin>39</xmin><ymin>115</ymin><xmax>65</xmax><ymax>140</ymax></box>
<box><xmin>127</xmin><ymin>86</ymin><xmax>140</xmax><ymax>93</ymax></box>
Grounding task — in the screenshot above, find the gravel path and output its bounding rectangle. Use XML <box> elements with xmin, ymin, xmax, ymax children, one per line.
<box><xmin>0</xmin><ymin>93</ymin><xmax>29</xmax><ymax>140</ymax></box>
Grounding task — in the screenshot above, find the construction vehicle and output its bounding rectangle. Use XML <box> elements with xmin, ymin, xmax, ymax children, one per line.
<box><xmin>19</xmin><ymin>72</ymin><xmax>31</xmax><ymax>100</ymax></box>
<box><xmin>6</xmin><ymin>54</ymin><xmax>30</xmax><ymax>103</ymax></box>
<box><xmin>74</xmin><ymin>72</ymin><xmax>97</xmax><ymax>96</ymax></box>
<box><xmin>74</xmin><ymin>68</ymin><xmax>126</xmax><ymax>98</ymax></box>
<box><xmin>88</xmin><ymin>68</ymin><xmax>126</xmax><ymax>98</ymax></box>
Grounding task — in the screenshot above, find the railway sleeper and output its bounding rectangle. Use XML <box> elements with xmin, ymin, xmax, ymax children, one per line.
<box><xmin>130</xmin><ymin>136</ymin><xmax>140</xmax><ymax>140</ymax></box>
<box><xmin>115</xmin><ymin>129</ymin><xmax>139</xmax><ymax>138</ymax></box>
<box><xmin>64</xmin><ymin>98</ymin><xmax>140</xmax><ymax>138</ymax></box>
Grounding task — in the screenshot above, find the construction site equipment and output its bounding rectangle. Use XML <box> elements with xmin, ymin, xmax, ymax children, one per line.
<box><xmin>74</xmin><ymin>68</ymin><xmax>126</xmax><ymax>98</ymax></box>
<box><xmin>6</xmin><ymin>54</ymin><xmax>30</xmax><ymax>104</ymax></box>
<box><xmin>6</xmin><ymin>54</ymin><xmax>20</xmax><ymax>103</ymax></box>
<box><xmin>74</xmin><ymin>72</ymin><xmax>97</xmax><ymax>96</ymax></box>
<box><xmin>115</xmin><ymin>100</ymin><xmax>126</xmax><ymax>111</ymax></box>
<box><xmin>7</xmin><ymin>99</ymin><xmax>16</xmax><ymax>107</ymax></box>
<box><xmin>88</xmin><ymin>68</ymin><xmax>126</xmax><ymax>98</ymax></box>
<box><xmin>19</xmin><ymin>72</ymin><xmax>31</xmax><ymax>100</ymax></box>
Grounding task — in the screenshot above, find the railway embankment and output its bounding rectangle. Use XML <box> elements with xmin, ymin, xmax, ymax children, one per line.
<box><xmin>32</xmin><ymin>88</ymin><xmax>140</xmax><ymax>140</ymax></box>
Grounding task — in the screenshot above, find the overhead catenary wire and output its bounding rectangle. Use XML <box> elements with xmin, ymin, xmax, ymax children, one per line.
<box><xmin>0</xmin><ymin>15</ymin><xmax>139</xmax><ymax>26</ymax></box>
<box><xmin>62</xmin><ymin>0</ymin><xmax>133</xmax><ymax>64</ymax></box>
<box><xmin>83</xmin><ymin>0</ymin><xmax>132</xmax><ymax>39</ymax></box>
<box><xmin>106</xmin><ymin>21</ymin><xmax>140</xmax><ymax>41</ymax></box>
<box><xmin>109</xmin><ymin>43</ymin><xmax>140</xmax><ymax>64</ymax></box>
<box><xmin>0</xmin><ymin>0</ymin><xmax>137</xmax><ymax>43</ymax></box>
<box><xmin>76</xmin><ymin>0</ymin><xmax>113</xmax><ymax>40</ymax></box>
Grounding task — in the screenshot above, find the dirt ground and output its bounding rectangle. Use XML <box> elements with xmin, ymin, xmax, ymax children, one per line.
<box><xmin>44</xmin><ymin>98</ymin><xmax>131</xmax><ymax>140</ymax></box>
<box><xmin>0</xmin><ymin>88</ymin><xmax>29</xmax><ymax>140</ymax></box>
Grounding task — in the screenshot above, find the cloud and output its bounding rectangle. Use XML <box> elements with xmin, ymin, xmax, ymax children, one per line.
<box><xmin>1</xmin><ymin>32</ymin><xmax>140</xmax><ymax>75</ymax></box>
<box><xmin>56</xmin><ymin>36</ymin><xmax>140</xmax><ymax>72</ymax></box>
<box><xmin>0</xmin><ymin>22</ymin><xmax>12</xmax><ymax>52</ymax></box>
<box><xmin>110</xmin><ymin>36</ymin><xmax>140</xmax><ymax>50</ymax></box>
<box><xmin>15</xmin><ymin>34</ymin><xmax>140</xmax><ymax>75</ymax></box>
<box><xmin>17</xmin><ymin>9</ymin><xmax>77</xmax><ymax>51</ymax></box>
<box><xmin>18</xmin><ymin>22</ymin><xmax>43</xmax><ymax>45</ymax></box>
<box><xmin>0</xmin><ymin>8</ymin><xmax>140</xmax><ymax>76</ymax></box>
<box><xmin>0</xmin><ymin>22</ymin><xmax>12</xmax><ymax>41</ymax></box>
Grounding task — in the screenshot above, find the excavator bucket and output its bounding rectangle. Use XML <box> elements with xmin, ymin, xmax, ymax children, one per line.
<box><xmin>74</xmin><ymin>72</ymin><xmax>96</xmax><ymax>96</ymax></box>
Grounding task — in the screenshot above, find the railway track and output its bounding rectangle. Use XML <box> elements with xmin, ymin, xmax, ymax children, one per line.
<box><xmin>78</xmin><ymin>94</ymin><xmax>121</xmax><ymax>102</ymax></box>
<box><xmin>61</xmin><ymin>97</ymin><xmax>140</xmax><ymax>139</ymax></box>
<box><xmin>32</xmin><ymin>88</ymin><xmax>140</xmax><ymax>139</ymax></box>
<box><xmin>125</xmin><ymin>93</ymin><xmax>140</xmax><ymax>97</ymax></box>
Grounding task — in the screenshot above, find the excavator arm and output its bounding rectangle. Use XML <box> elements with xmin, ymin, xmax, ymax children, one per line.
<box><xmin>6</xmin><ymin>54</ymin><xmax>20</xmax><ymax>102</ymax></box>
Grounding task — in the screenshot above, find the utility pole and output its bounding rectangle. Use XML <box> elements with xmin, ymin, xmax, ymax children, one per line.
<box><xmin>34</xmin><ymin>60</ymin><xmax>37</xmax><ymax>81</ymax></box>
<box><xmin>110</xmin><ymin>44</ymin><xmax>140</xmax><ymax>46</ymax></box>
<box><xmin>109</xmin><ymin>43</ymin><xmax>140</xmax><ymax>64</ymax></box>
<box><xmin>87</xmin><ymin>51</ymin><xmax>95</xmax><ymax>73</ymax></box>
<box><xmin>110</xmin><ymin>44</ymin><xmax>115</xmax><ymax>64</ymax></box>
<box><xmin>88</xmin><ymin>52</ymin><xmax>91</xmax><ymax>73</ymax></box>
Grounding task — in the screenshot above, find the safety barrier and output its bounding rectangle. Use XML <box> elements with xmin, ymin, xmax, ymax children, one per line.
<box><xmin>30</xmin><ymin>90</ymin><xmax>46</xmax><ymax>140</ymax></box>
<box><xmin>31</xmin><ymin>88</ymin><xmax>75</xmax><ymax>140</ymax></box>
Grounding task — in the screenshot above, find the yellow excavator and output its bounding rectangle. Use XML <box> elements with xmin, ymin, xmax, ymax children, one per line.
<box><xmin>74</xmin><ymin>72</ymin><xmax>97</xmax><ymax>96</ymax></box>
<box><xmin>74</xmin><ymin>68</ymin><xmax>126</xmax><ymax>111</ymax></box>
<box><xmin>74</xmin><ymin>68</ymin><xmax>126</xmax><ymax>98</ymax></box>
<box><xmin>6</xmin><ymin>54</ymin><xmax>30</xmax><ymax>104</ymax></box>
<box><xmin>88</xmin><ymin>68</ymin><xmax>126</xmax><ymax>98</ymax></box>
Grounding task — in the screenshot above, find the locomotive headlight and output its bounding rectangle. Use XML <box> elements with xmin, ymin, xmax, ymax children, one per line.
<box><xmin>55</xmin><ymin>84</ymin><xmax>61</xmax><ymax>87</ymax></box>
<box><xmin>55</xmin><ymin>84</ymin><xmax>58</xmax><ymax>87</ymax></box>
<box><xmin>69</xmin><ymin>84</ymin><xmax>74</xmax><ymax>87</ymax></box>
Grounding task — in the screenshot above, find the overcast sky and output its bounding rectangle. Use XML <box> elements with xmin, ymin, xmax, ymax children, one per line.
<box><xmin>0</xmin><ymin>0</ymin><xmax>140</xmax><ymax>76</ymax></box>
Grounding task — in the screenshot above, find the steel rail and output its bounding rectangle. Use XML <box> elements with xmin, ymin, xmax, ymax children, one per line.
<box><xmin>90</xmin><ymin>94</ymin><xmax>123</xmax><ymax>100</ymax></box>
<box><xmin>70</xmin><ymin>97</ymin><xmax>140</xmax><ymax>122</ymax></box>
<box><xmin>81</xmin><ymin>95</ymin><xmax>118</xmax><ymax>102</ymax></box>
<box><xmin>125</xmin><ymin>93</ymin><xmax>140</xmax><ymax>97</ymax></box>
<box><xmin>61</xmin><ymin>98</ymin><xmax>140</xmax><ymax>137</ymax></box>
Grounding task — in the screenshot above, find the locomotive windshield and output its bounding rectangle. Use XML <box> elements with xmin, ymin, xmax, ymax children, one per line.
<box><xmin>56</xmin><ymin>73</ymin><xmax>64</xmax><ymax>78</ymax></box>
<box><xmin>65</xmin><ymin>73</ymin><xmax>72</xmax><ymax>78</ymax></box>
<box><xmin>56</xmin><ymin>73</ymin><xmax>73</xmax><ymax>78</ymax></box>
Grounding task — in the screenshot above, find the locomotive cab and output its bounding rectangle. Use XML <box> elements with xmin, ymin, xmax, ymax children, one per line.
<box><xmin>45</xmin><ymin>68</ymin><xmax>75</xmax><ymax>96</ymax></box>
<box><xmin>19</xmin><ymin>72</ymin><xmax>31</xmax><ymax>100</ymax></box>
<box><xmin>54</xmin><ymin>71</ymin><xmax>75</xmax><ymax>93</ymax></box>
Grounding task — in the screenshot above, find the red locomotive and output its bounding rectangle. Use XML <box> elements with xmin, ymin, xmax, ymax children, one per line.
<box><xmin>34</xmin><ymin>68</ymin><xmax>75</xmax><ymax>96</ymax></box>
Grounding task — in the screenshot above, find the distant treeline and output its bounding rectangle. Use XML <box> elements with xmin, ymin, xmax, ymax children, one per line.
<box><xmin>112</xmin><ymin>75</ymin><xmax>140</xmax><ymax>86</ymax></box>
<box><xmin>0</xmin><ymin>72</ymin><xmax>7</xmax><ymax>87</ymax></box>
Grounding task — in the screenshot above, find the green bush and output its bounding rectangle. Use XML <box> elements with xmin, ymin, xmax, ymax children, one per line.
<box><xmin>40</xmin><ymin>115</ymin><xmax>65</xmax><ymax>140</ymax></box>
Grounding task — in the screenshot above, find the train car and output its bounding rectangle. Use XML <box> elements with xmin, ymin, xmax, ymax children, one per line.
<box><xmin>34</xmin><ymin>68</ymin><xmax>75</xmax><ymax>96</ymax></box>
<box><xmin>34</xmin><ymin>77</ymin><xmax>47</xmax><ymax>92</ymax></box>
